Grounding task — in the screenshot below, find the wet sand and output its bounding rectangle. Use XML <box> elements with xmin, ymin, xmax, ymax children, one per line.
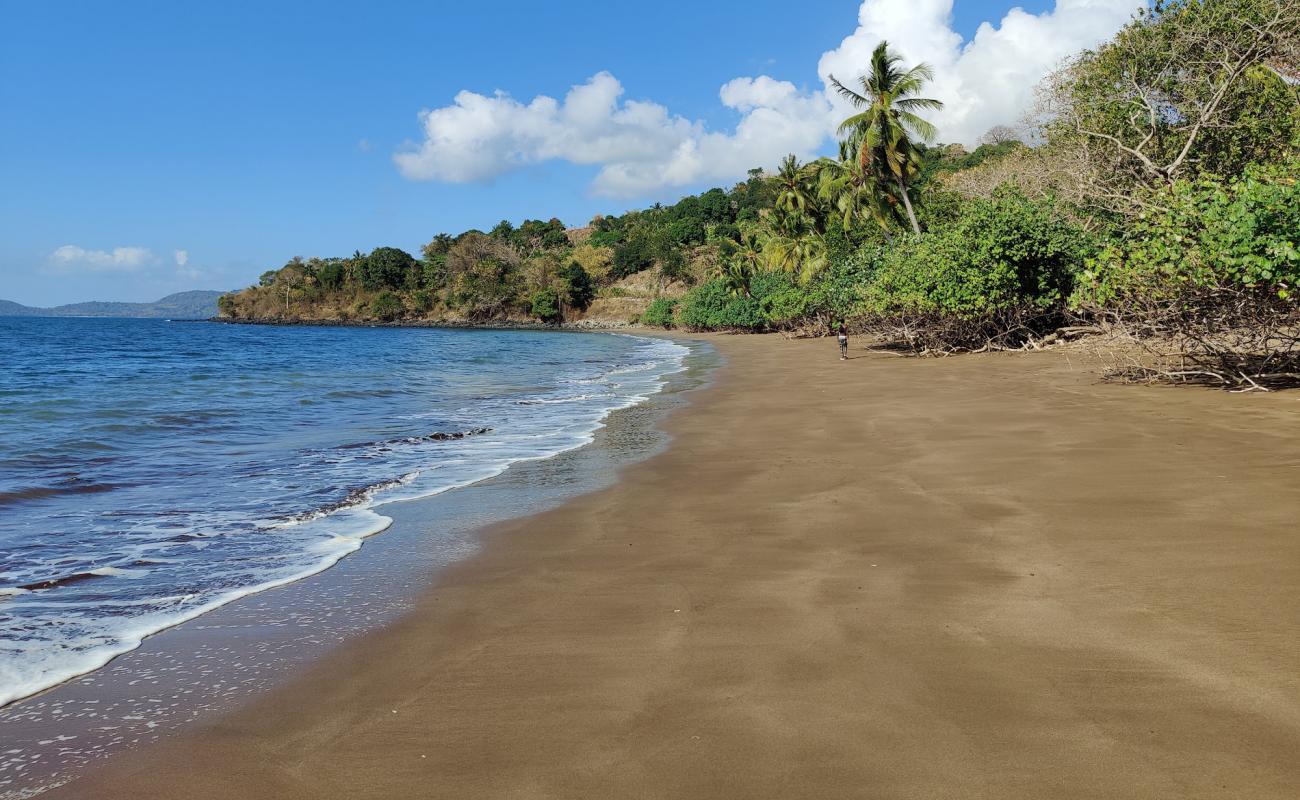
<box><xmin>48</xmin><ymin>335</ymin><xmax>1300</xmax><ymax>799</ymax></box>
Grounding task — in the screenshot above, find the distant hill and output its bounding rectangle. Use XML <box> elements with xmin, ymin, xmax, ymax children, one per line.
<box><xmin>0</xmin><ymin>290</ymin><xmax>226</xmax><ymax>319</ymax></box>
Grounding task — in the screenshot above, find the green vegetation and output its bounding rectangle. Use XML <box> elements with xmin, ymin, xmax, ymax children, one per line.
<box><xmin>829</xmin><ymin>40</ymin><xmax>943</xmax><ymax>234</ymax></box>
<box><xmin>221</xmin><ymin>0</ymin><xmax>1297</xmax><ymax>387</ymax></box>
<box><xmin>1075</xmin><ymin>158</ymin><xmax>1300</xmax><ymax>308</ymax></box>
<box><xmin>641</xmin><ymin>298</ymin><xmax>678</xmax><ymax>328</ymax></box>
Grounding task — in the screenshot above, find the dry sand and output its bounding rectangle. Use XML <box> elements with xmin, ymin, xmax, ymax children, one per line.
<box><xmin>48</xmin><ymin>335</ymin><xmax>1300</xmax><ymax>799</ymax></box>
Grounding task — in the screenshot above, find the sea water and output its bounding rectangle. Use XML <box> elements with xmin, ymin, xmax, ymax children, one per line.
<box><xmin>0</xmin><ymin>318</ymin><xmax>687</xmax><ymax>706</ymax></box>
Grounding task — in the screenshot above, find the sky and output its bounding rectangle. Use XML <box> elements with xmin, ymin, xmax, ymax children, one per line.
<box><xmin>0</xmin><ymin>0</ymin><xmax>1141</xmax><ymax>306</ymax></box>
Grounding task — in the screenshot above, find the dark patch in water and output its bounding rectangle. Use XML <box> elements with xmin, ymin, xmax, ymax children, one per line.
<box><xmin>335</xmin><ymin>427</ymin><xmax>492</xmax><ymax>452</ymax></box>
<box><xmin>18</xmin><ymin>571</ymin><xmax>111</xmax><ymax>591</ymax></box>
<box><xmin>0</xmin><ymin>481</ymin><xmax>120</xmax><ymax>509</ymax></box>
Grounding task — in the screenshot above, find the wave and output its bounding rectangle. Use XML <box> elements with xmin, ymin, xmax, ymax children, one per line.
<box><xmin>0</xmin><ymin>333</ymin><xmax>692</xmax><ymax>709</ymax></box>
<box><xmin>516</xmin><ymin>393</ymin><xmax>612</xmax><ymax>405</ymax></box>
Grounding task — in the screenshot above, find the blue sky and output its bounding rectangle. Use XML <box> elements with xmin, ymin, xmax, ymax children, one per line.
<box><xmin>2</xmin><ymin>0</ymin><xmax>1134</xmax><ymax>306</ymax></box>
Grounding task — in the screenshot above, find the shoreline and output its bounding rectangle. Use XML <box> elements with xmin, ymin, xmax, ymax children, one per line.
<box><xmin>38</xmin><ymin>334</ymin><xmax>1300</xmax><ymax>798</ymax></box>
<box><xmin>204</xmin><ymin>315</ymin><xmax>647</xmax><ymax>331</ymax></box>
<box><xmin>0</xmin><ymin>330</ymin><xmax>714</xmax><ymax>797</ymax></box>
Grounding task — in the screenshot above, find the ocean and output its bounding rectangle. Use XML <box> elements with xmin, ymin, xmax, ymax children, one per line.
<box><xmin>0</xmin><ymin>317</ymin><xmax>688</xmax><ymax>707</ymax></box>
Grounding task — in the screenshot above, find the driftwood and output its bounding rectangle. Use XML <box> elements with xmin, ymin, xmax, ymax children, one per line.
<box><xmin>1081</xmin><ymin>286</ymin><xmax>1300</xmax><ymax>391</ymax></box>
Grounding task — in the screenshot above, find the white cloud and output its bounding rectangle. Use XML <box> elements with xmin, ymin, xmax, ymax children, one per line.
<box><xmin>395</xmin><ymin>0</ymin><xmax>1139</xmax><ymax>196</ymax></box>
<box><xmin>818</xmin><ymin>0</ymin><xmax>1140</xmax><ymax>146</ymax></box>
<box><xmin>174</xmin><ymin>249</ymin><xmax>189</xmax><ymax>267</ymax></box>
<box><xmin>394</xmin><ymin>71</ymin><xmax>831</xmax><ymax>197</ymax></box>
<box><xmin>47</xmin><ymin>245</ymin><xmax>154</xmax><ymax>273</ymax></box>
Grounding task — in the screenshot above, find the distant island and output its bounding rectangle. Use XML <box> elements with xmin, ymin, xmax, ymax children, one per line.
<box><xmin>0</xmin><ymin>290</ymin><xmax>226</xmax><ymax>320</ymax></box>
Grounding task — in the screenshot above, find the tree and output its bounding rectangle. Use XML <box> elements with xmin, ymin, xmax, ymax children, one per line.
<box><xmin>363</xmin><ymin>247</ymin><xmax>417</xmax><ymax>291</ymax></box>
<box><xmin>756</xmin><ymin>207</ymin><xmax>828</xmax><ymax>283</ymax></box>
<box><xmin>318</xmin><ymin>260</ymin><xmax>346</xmax><ymax>291</ymax></box>
<box><xmin>490</xmin><ymin>219</ymin><xmax>515</xmax><ymax>240</ymax></box>
<box><xmin>1039</xmin><ymin>0</ymin><xmax>1300</xmax><ymax>215</ymax></box>
<box><xmin>980</xmin><ymin>125</ymin><xmax>1021</xmax><ymax>146</ymax></box>
<box><xmin>830</xmin><ymin>40</ymin><xmax>944</xmax><ymax>234</ymax></box>
<box><xmin>275</xmin><ymin>259</ymin><xmax>307</xmax><ymax>313</ymax></box>
<box><xmin>717</xmin><ymin>225</ymin><xmax>764</xmax><ymax>293</ymax></box>
<box><xmin>814</xmin><ymin>142</ymin><xmax>901</xmax><ymax>235</ymax></box>
<box><xmin>569</xmin><ymin>243</ymin><xmax>614</xmax><ymax>281</ymax></box>
<box><xmin>442</xmin><ymin>233</ymin><xmax>522</xmax><ymax>317</ymax></box>
<box><xmin>560</xmin><ymin>261</ymin><xmax>594</xmax><ymax>310</ymax></box>
<box><xmin>774</xmin><ymin>155</ymin><xmax>819</xmax><ymax>221</ymax></box>
<box><xmin>421</xmin><ymin>233</ymin><xmax>454</xmax><ymax>261</ymax></box>
<box><xmin>612</xmin><ymin>231</ymin><xmax>656</xmax><ymax>277</ymax></box>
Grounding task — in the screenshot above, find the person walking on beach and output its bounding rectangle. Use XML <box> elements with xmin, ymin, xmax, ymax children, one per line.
<box><xmin>837</xmin><ymin>323</ymin><xmax>848</xmax><ymax>360</ymax></box>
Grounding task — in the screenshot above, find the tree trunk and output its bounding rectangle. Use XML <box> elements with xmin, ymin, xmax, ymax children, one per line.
<box><xmin>896</xmin><ymin>177</ymin><xmax>921</xmax><ymax>235</ymax></box>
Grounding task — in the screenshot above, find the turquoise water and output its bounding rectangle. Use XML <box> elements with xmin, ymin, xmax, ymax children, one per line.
<box><xmin>0</xmin><ymin>318</ymin><xmax>686</xmax><ymax>706</ymax></box>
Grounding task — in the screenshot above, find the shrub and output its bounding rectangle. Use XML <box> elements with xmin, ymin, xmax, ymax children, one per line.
<box><xmin>678</xmin><ymin>280</ymin><xmax>764</xmax><ymax>331</ymax></box>
<box><xmin>1071</xmin><ymin>159</ymin><xmax>1300</xmax><ymax>389</ymax></box>
<box><xmin>747</xmin><ymin>270</ymin><xmax>804</xmax><ymax>327</ymax></box>
<box><xmin>641</xmin><ymin>297</ymin><xmax>679</xmax><ymax>328</ymax></box>
<box><xmin>860</xmin><ymin>189</ymin><xmax>1094</xmax><ymax>350</ymax></box>
<box><xmin>805</xmin><ymin>246</ymin><xmax>880</xmax><ymax>322</ymax></box>
<box><xmin>410</xmin><ymin>289</ymin><xmax>434</xmax><ymax>313</ymax></box>
<box><xmin>1073</xmin><ymin>158</ymin><xmax>1300</xmax><ymax>308</ymax></box>
<box><xmin>530</xmin><ymin>288</ymin><xmax>561</xmax><ymax>323</ymax></box>
<box><xmin>369</xmin><ymin>292</ymin><xmax>404</xmax><ymax>320</ymax></box>
<box><xmin>866</xmin><ymin>189</ymin><xmax>1090</xmax><ymax>317</ymax></box>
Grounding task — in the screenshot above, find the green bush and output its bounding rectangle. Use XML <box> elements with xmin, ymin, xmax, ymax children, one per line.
<box><xmin>641</xmin><ymin>297</ymin><xmax>679</xmax><ymax>328</ymax></box>
<box><xmin>1073</xmin><ymin>158</ymin><xmax>1300</xmax><ymax>308</ymax></box>
<box><xmin>410</xmin><ymin>289</ymin><xmax>434</xmax><ymax>313</ymax></box>
<box><xmin>362</xmin><ymin>247</ymin><xmax>417</xmax><ymax>291</ymax></box>
<box><xmin>560</xmin><ymin>261</ymin><xmax>595</xmax><ymax>310</ymax></box>
<box><xmin>369</xmin><ymin>292</ymin><xmax>404</xmax><ymax>320</ymax></box>
<box><xmin>747</xmin><ymin>270</ymin><xmax>804</xmax><ymax>327</ymax></box>
<box><xmin>530</xmin><ymin>288</ymin><xmax>561</xmax><ymax>323</ymax></box>
<box><xmin>798</xmin><ymin>247</ymin><xmax>881</xmax><ymax>324</ymax></box>
<box><xmin>678</xmin><ymin>279</ymin><xmax>764</xmax><ymax>330</ymax></box>
<box><xmin>864</xmin><ymin>189</ymin><xmax>1092</xmax><ymax>318</ymax></box>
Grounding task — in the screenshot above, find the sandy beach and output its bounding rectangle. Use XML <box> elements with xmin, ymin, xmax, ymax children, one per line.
<box><xmin>46</xmin><ymin>334</ymin><xmax>1300</xmax><ymax>799</ymax></box>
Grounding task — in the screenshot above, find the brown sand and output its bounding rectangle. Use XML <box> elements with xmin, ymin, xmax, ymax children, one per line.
<box><xmin>49</xmin><ymin>335</ymin><xmax>1300</xmax><ymax>799</ymax></box>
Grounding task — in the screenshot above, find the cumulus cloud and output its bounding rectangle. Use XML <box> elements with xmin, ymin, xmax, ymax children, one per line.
<box><xmin>395</xmin><ymin>0</ymin><xmax>1139</xmax><ymax>196</ymax></box>
<box><xmin>394</xmin><ymin>71</ymin><xmax>830</xmax><ymax>196</ymax></box>
<box><xmin>174</xmin><ymin>249</ymin><xmax>189</xmax><ymax>267</ymax></box>
<box><xmin>818</xmin><ymin>0</ymin><xmax>1140</xmax><ymax>146</ymax></box>
<box><xmin>46</xmin><ymin>245</ymin><xmax>154</xmax><ymax>273</ymax></box>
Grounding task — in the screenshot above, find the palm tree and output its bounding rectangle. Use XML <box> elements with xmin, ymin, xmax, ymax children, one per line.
<box><xmin>774</xmin><ymin>154</ymin><xmax>820</xmax><ymax>223</ymax></box>
<box><xmin>720</xmin><ymin>260</ymin><xmax>755</xmax><ymax>298</ymax></box>
<box><xmin>757</xmin><ymin>208</ymin><xmax>827</xmax><ymax>284</ymax></box>
<box><xmin>813</xmin><ymin>142</ymin><xmax>901</xmax><ymax>236</ymax></box>
<box><xmin>829</xmin><ymin>40</ymin><xmax>942</xmax><ymax>234</ymax></box>
<box><xmin>715</xmin><ymin>226</ymin><xmax>764</xmax><ymax>297</ymax></box>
